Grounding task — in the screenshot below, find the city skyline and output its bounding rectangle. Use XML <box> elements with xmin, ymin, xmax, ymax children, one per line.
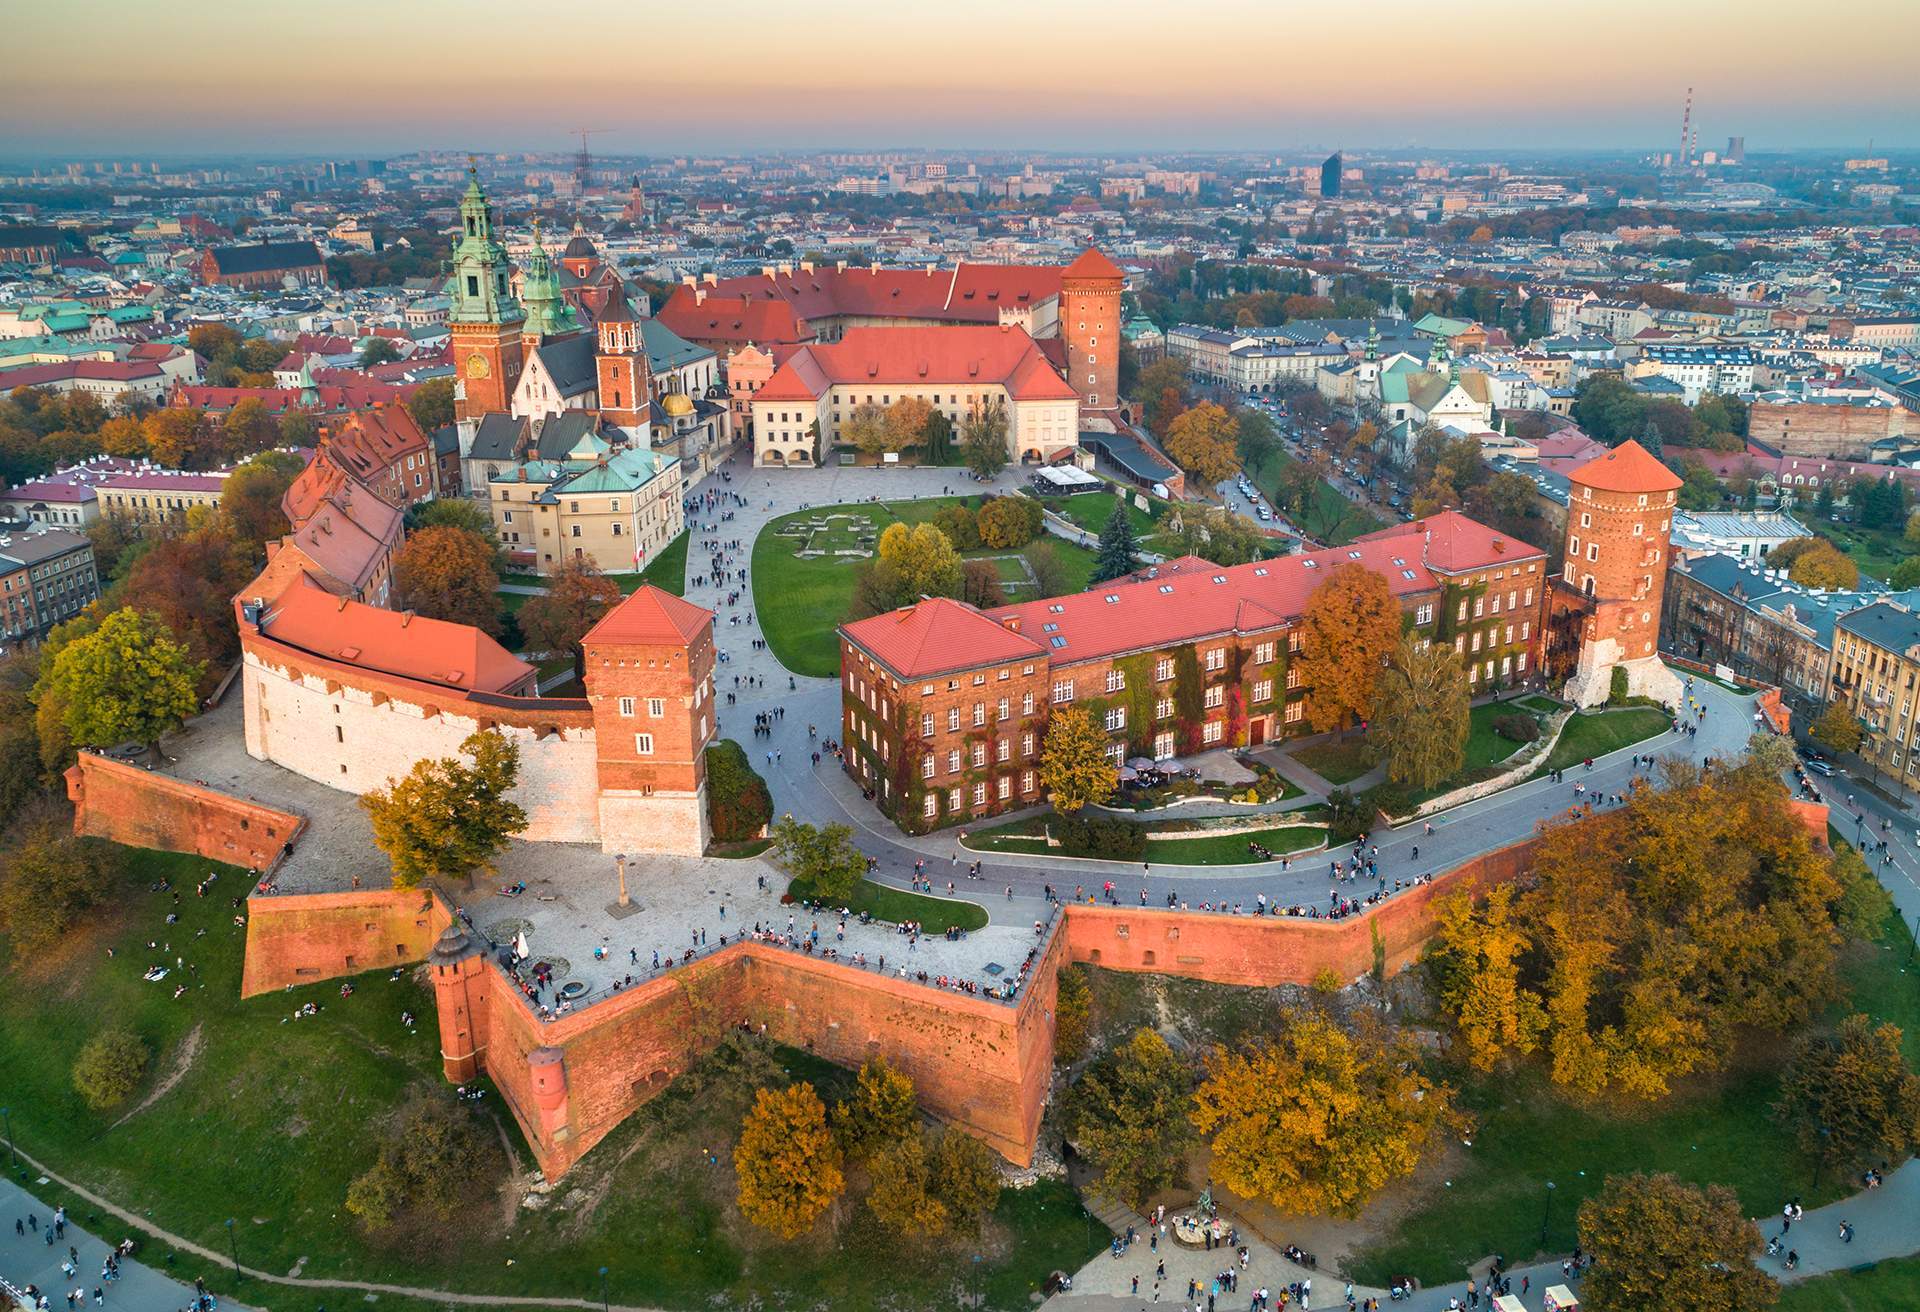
<box><xmin>8</xmin><ymin>0</ymin><xmax>1918</xmax><ymax>157</ymax></box>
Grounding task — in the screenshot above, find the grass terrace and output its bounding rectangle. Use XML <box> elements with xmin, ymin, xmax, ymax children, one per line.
<box><xmin>1533</xmin><ymin>705</ymin><xmax>1673</xmax><ymax>777</ymax></box>
<box><xmin>785</xmin><ymin>871</ymin><xmax>990</xmax><ymax>933</ymax></box>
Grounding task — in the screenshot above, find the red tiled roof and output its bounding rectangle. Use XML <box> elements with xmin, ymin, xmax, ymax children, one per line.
<box><xmin>755</xmin><ymin>325</ymin><xmax>1077</xmax><ymax>404</ymax></box>
<box><xmin>0</xmin><ymin>359</ymin><xmax>164</xmax><ymax>388</ymax></box>
<box><xmin>256</xmin><ymin>575</ymin><xmax>531</xmax><ymax>694</ymax></box>
<box><xmin>842</xmin><ymin>597</ymin><xmax>1047</xmax><ymax>680</ymax></box>
<box><xmin>582</xmin><ymin>585</ymin><xmax>713</xmax><ymax>648</ymax></box>
<box><xmin>319</xmin><ymin>407</ymin><xmax>429</xmax><ymax>483</ymax></box>
<box><xmin>656</xmin><ymin>292</ymin><xmax>805</xmax><ymax>347</ymax></box>
<box><xmin>1566</xmin><ymin>439</ymin><xmax>1682</xmax><ymax>494</ymax></box>
<box><xmin>985</xmin><ymin>512</ymin><xmax>1544</xmax><ymax>667</ymax></box>
<box><xmin>1061</xmin><ymin>246</ymin><xmax>1124</xmax><ymax>281</ymax></box>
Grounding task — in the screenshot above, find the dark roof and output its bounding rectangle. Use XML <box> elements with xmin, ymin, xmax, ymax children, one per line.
<box><xmin>1082</xmin><ymin>429</ymin><xmax>1177</xmax><ymax>483</ymax></box>
<box><xmin>206</xmin><ymin>241</ymin><xmax>324</xmax><ymax>275</ymax></box>
<box><xmin>431</xmin><ymin>423</ymin><xmax>460</xmax><ymax>456</ymax></box>
<box><xmin>532</xmin><ymin>333</ymin><xmax>598</xmax><ymax>396</ymax></box>
<box><xmin>562</xmin><ymin>231</ymin><xmax>598</xmax><ymax>260</ymax></box>
<box><xmin>466</xmin><ymin>411</ymin><xmax>614</xmax><ymax>465</ymax></box>
<box><xmin>0</xmin><ymin>225</ymin><xmax>69</xmax><ymax>250</ymax></box>
<box><xmin>467</xmin><ymin>413</ymin><xmax>525</xmax><ymax>463</ymax></box>
<box><xmin>0</xmin><ymin>527</ymin><xmax>91</xmax><ymax>569</ymax></box>
<box><xmin>1837</xmin><ymin>601</ymin><xmax>1920</xmax><ymax>653</ymax></box>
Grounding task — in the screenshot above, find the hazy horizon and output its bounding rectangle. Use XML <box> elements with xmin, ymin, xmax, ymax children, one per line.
<box><xmin>8</xmin><ymin>0</ymin><xmax>1917</xmax><ymax>159</ymax></box>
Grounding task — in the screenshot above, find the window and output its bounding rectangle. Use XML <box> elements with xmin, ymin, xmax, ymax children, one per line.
<box><xmin>1022</xmin><ymin>691</ymin><xmax>1035</xmax><ymax>715</ymax></box>
<box><xmin>1253</xmin><ymin>680</ymin><xmax>1273</xmax><ymax>703</ymax></box>
<box><xmin>997</xmin><ymin>696</ymin><xmax>1009</xmax><ymax>721</ymax></box>
<box><xmin>972</xmin><ymin>702</ymin><xmax>986</xmax><ymax>727</ymax></box>
<box><xmin>996</xmin><ymin>738</ymin><xmax>1010</xmax><ymax>763</ymax></box>
<box><xmin>1587</xmin><ymin>542</ymin><xmax>1599</xmax><ymax>562</ymax></box>
<box><xmin>997</xmin><ymin>776</ymin><xmax>1012</xmax><ymax>801</ymax></box>
<box><xmin>972</xmin><ymin>743</ymin><xmax>986</xmax><ymax>768</ymax></box>
<box><xmin>947</xmin><ymin>707</ymin><xmax>961</xmax><ymax>731</ymax></box>
<box><xmin>922</xmin><ymin>756</ymin><xmax>936</xmax><ymax>780</ymax></box>
<box><xmin>947</xmin><ymin>749</ymin><xmax>961</xmax><ymax>773</ymax></box>
<box><xmin>1415</xmin><ymin>603</ymin><xmax>1433</xmax><ymax>625</ymax></box>
<box><xmin>1155</xmin><ymin>658</ymin><xmax>1175</xmax><ymax>681</ymax></box>
<box><xmin>618</xmin><ymin>696</ymin><xmax>635</xmax><ymax>717</ymax></box>
<box><xmin>921</xmin><ymin>712</ymin><xmax>935</xmax><ymax>737</ymax></box>
<box><xmin>1204</xmin><ymin>685</ymin><xmax>1224</xmax><ymax>709</ymax></box>
<box><xmin>1105</xmin><ymin>707</ymin><xmax>1127</xmax><ymax>732</ymax></box>
<box><xmin>1104</xmin><ymin>742</ymin><xmax>1126</xmax><ymax>765</ymax></box>
<box><xmin>925</xmin><ymin>795</ymin><xmax>938</xmax><ymax>819</ymax></box>
<box><xmin>633</xmin><ymin>733</ymin><xmax>654</xmax><ymax>755</ymax></box>
<box><xmin>1052</xmin><ymin>679</ymin><xmax>1075</xmax><ymax>703</ymax></box>
<box><xmin>1021</xmin><ymin>732</ymin><xmax>1035</xmax><ymax>756</ymax></box>
<box><xmin>1285</xmin><ymin>700</ymin><xmax>1304</xmax><ymax>723</ymax></box>
<box><xmin>1105</xmin><ymin>669</ymin><xmax>1126</xmax><ymax>692</ymax></box>
<box><xmin>972</xmin><ymin>782</ymin><xmax>987</xmax><ymax>807</ymax></box>
<box><xmin>1156</xmin><ymin>697</ymin><xmax>1174</xmax><ymax>719</ymax></box>
<box><xmin>1254</xmin><ymin>641</ymin><xmax>1276</xmax><ymax>664</ymax></box>
<box><xmin>1021</xmin><ymin>770</ymin><xmax>1036</xmax><ymax>793</ymax></box>
<box><xmin>1202</xmin><ymin>721</ymin><xmax>1223</xmax><ymax>745</ymax></box>
<box><xmin>1204</xmin><ymin>647</ymin><xmax>1226</xmax><ymax>672</ymax></box>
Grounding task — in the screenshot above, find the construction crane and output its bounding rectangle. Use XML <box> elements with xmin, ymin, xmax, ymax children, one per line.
<box><xmin>572</xmin><ymin>127</ymin><xmax>610</xmax><ymax>184</ymax></box>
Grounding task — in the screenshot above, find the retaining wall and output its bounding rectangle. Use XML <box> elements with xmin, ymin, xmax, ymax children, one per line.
<box><xmin>241</xmin><ymin>888</ymin><xmax>450</xmax><ymax>996</ymax></box>
<box><xmin>65</xmin><ymin>752</ymin><xmax>306</xmax><ymax>874</ymax></box>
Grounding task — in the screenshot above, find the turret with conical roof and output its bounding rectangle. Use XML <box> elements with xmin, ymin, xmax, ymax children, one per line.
<box><xmin>448</xmin><ymin>165</ymin><xmax>522</xmax><ymax>328</ymax></box>
<box><xmin>519</xmin><ymin>220</ymin><xmax>580</xmax><ymax>343</ymax></box>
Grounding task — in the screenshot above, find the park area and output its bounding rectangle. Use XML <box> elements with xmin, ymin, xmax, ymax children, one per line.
<box><xmin>0</xmin><ymin>843</ymin><xmax>1098</xmax><ymax>1312</ymax></box>
<box><xmin>1246</xmin><ymin>448</ymin><xmax>1383</xmax><ymax>546</ymax></box>
<box><xmin>750</xmin><ymin>496</ymin><xmax>1100</xmax><ymax>677</ymax></box>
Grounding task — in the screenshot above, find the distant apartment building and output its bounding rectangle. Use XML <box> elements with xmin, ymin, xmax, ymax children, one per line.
<box><xmin>1830</xmin><ymin>602</ymin><xmax>1920</xmax><ymax>788</ymax></box>
<box><xmin>0</xmin><ymin>527</ymin><xmax>100</xmax><ymax>655</ymax></box>
<box><xmin>198</xmin><ymin>240</ymin><xmax>328</xmax><ymax>290</ymax></box>
<box><xmin>1746</xmin><ymin>396</ymin><xmax>1913</xmax><ymax>460</ymax></box>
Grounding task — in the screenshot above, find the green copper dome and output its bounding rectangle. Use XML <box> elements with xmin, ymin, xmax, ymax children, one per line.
<box><xmin>518</xmin><ymin>222</ymin><xmax>578</xmax><ymax>339</ymax></box>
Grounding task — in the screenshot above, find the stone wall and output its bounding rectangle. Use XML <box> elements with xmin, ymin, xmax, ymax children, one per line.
<box><xmin>241</xmin><ymin>888</ymin><xmax>450</xmax><ymax>996</ymax></box>
<box><xmin>1060</xmin><ymin>837</ymin><xmax>1538</xmax><ymax>986</ymax></box>
<box><xmin>65</xmin><ymin>751</ymin><xmax>306</xmax><ymax>874</ymax></box>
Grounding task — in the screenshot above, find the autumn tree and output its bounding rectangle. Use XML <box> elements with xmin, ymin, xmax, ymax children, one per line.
<box><xmin>0</xmin><ymin>815</ymin><xmax>126</xmax><ymax>957</ymax></box>
<box><xmin>1370</xmin><ymin>633</ymin><xmax>1469</xmax><ymax>789</ymax></box>
<box><xmin>768</xmin><ymin>816</ymin><xmax>866</xmax><ymax>903</ymax></box>
<box><xmin>142</xmin><ymin>406</ymin><xmax>208</xmax><ymax>468</ymax></box>
<box><xmin>1296</xmin><ymin>563</ymin><xmax>1399</xmax><ymax>733</ymax></box>
<box><xmin>1090</xmin><ymin>499</ymin><xmax>1140</xmax><ymax>584</ymax></box>
<box><xmin>1811</xmin><ymin>699</ymin><xmax>1864</xmax><ymax>757</ymax></box>
<box><xmin>72</xmin><ymin>1029</ymin><xmax>150</xmax><ymax>1111</ymax></box>
<box><xmin>41</xmin><ymin>608</ymin><xmax>202</xmax><ymax>754</ymax></box>
<box><xmin>877</xmin><ymin>521</ymin><xmax>963</xmax><ymax>601</ymax></box>
<box><xmin>885</xmin><ymin>396</ymin><xmax>934</xmax><ymax>453</ymax></box>
<box><xmin>960</xmin><ymin>399</ymin><xmax>1010</xmax><ymax>478</ymax></box>
<box><xmin>1774</xmin><ymin>1014</ymin><xmax>1920</xmax><ymax>1174</ymax></box>
<box><xmin>406</xmin><ymin>376</ymin><xmax>456</xmax><ymax>432</ymax></box>
<box><xmin>516</xmin><ymin>557</ymin><xmax>621</xmax><ymax>681</ymax></box>
<box><xmin>927</xmin><ymin>1128</ymin><xmax>1001</xmax><ymax>1235</ymax></box>
<box><xmin>1161</xmin><ymin>506</ymin><xmax>1267</xmax><ymax>568</ymax></box>
<box><xmin>1164</xmin><ymin>402</ymin><xmax>1242</xmax><ymax>486</ymax></box>
<box><xmin>975</xmin><ymin>495</ymin><xmax>1042</xmax><ymax>549</ymax></box>
<box><xmin>959</xmin><ymin>559</ymin><xmax>1005</xmax><ymax>609</ymax></box>
<box><xmin>844</xmin><ymin>402</ymin><xmax>894</xmax><ymax>457</ymax></box>
<box><xmin>1040</xmin><ymin>705</ymin><xmax>1116</xmax><ymax>813</ymax></box>
<box><xmin>392</xmin><ymin>524</ymin><xmax>503</xmax><ymax>636</ymax></box>
<box><xmin>865</xmin><ymin>1134</ymin><xmax>948</xmax><ymax>1238</ymax></box>
<box><xmin>1025</xmin><ymin>540</ymin><xmax>1072</xmax><ymax>598</ymax></box>
<box><xmin>1576</xmin><ymin>1173</ymin><xmax>1776</xmax><ymax>1312</ymax></box>
<box><xmin>734</xmin><ymin>1082</ymin><xmax>845</xmax><ymax>1240</ymax></box>
<box><xmin>1053</xmin><ymin>964</ymin><xmax>1093</xmax><ymax>1064</ymax></box>
<box><xmin>360</xmin><ymin>729</ymin><xmax>528</xmax><ymax>888</ymax></box>
<box><xmin>1072</xmin><ymin>1028</ymin><xmax>1193</xmax><ymax>1209</ymax></box>
<box><xmin>1785</xmin><ymin>539</ymin><xmax>1858</xmax><ymax>591</ymax></box>
<box><xmin>835</xmin><ymin>1055</ymin><xmax>919</xmax><ymax>1161</ymax></box>
<box><xmin>219</xmin><ymin>449</ymin><xmax>305</xmax><ymax>555</ymax></box>
<box><xmin>1428</xmin><ymin>884</ymin><xmax>1547</xmax><ymax>1070</ymax></box>
<box><xmin>116</xmin><ymin>528</ymin><xmax>254</xmax><ymax>680</ymax></box>
<box><xmin>1191</xmin><ymin>1011</ymin><xmax>1459</xmax><ymax>1216</ymax></box>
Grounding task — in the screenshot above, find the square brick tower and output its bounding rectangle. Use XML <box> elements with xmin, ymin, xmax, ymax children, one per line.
<box><xmin>581</xmin><ymin>586</ymin><xmax>716</xmax><ymax>856</ymax></box>
<box><xmin>1059</xmin><ymin>247</ymin><xmax>1124</xmax><ymax>413</ymax></box>
<box><xmin>446</xmin><ymin>168</ymin><xmax>525</xmax><ymax>425</ymax></box>
<box><xmin>1553</xmin><ymin>439</ymin><xmax>1685</xmax><ymax>708</ymax></box>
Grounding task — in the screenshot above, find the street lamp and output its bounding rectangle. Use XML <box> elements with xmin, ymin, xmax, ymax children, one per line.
<box><xmin>1540</xmin><ymin>1180</ymin><xmax>1557</xmax><ymax>1248</ymax></box>
<box><xmin>598</xmin><ymin>1265</ymin><xmax>609</xmax><ymax>1312</ymax></box>
<box><xmin>224</xmin><ymin>1218</ymin><xmax>240</xmax><ymax>1278</ymax></box>
<box><xmin>1</xmin><ymin>1106</ymin><xmax>14</xmax><ymax>1173</ymax></box>
<box><xmin>1812</xmin><ymin>1126</ymin><xmax>1832</xmax><ymax>1193</ymax></box>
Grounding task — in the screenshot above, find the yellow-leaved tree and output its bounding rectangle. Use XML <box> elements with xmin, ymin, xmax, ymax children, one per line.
<box><xmin>1296</xmin><ymin>563</ymin><xmax>1400</xmax><ymax>733</ymax></box>
<box><xmin>1190</xmin><ymin>1011</ymin><xmax>1460</xmax><ymax>1216</ymax></box>
<box><xmin>1164</xmin><ymin>402</ymin><xmax>1242</xmax><ymax>486</ymax></box>
<box><xmin>1428</xmin><ymin>884</ymin><xmax>1547</xmax><ymax>1070</ymax></box>
<box><xmin>1039</xmin><ymin>705</ymin><xmax>1117</xmax><ymax>813</ymax></box>
<box><xmin>734</xmin><ymin>1082</ymin><xmax>844</xmax><ymax>1239</ymax></box>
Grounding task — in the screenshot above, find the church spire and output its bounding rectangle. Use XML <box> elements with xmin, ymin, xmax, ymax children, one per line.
<box><xmin>519</xmin><ymin>218</ymin><xmax>578</xmax><ymax>342</ymax></box>
<box><xmin>448</xmin><ymin>164</ymin><xmax>522</xmax><ymax>328</ymax></box>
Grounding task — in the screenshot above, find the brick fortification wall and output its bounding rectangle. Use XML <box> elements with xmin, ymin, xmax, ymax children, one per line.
<box><xmin>241</xmin><ymin>889</ymin><xmax>450</xmax><ymax>997</ymax></box>
<box><xmin>65</xmin><ymin>752</ymin><xmax>307</xmax><ymax>874</ymax></box>
<box><xmin>1061</xmin><ymin>839</ymin><xmax>1537</xmax><ymax>986</ymax></box>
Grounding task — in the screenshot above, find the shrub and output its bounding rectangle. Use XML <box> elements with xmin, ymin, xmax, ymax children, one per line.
<box><xmin>1326</xmin><ymin>788</ymin><xmax>1374</xmax><ymax>843</ymax></box>
<box><xmin>1492</xmin><ymin>712</ymin><xmax>1540</xmax><ymax>744</ymax></box>
<box><xmin>1055</xmin><ymin>814</ymin><xmax>1147</xmax><ymax>859</ymax></box>
<box><xmin>706</xmin><ymin>739</ymin><xmax>773</xmax><ymax>843</ymax></box>
<box><xmin>0</xmin><ymin>823</ymin><xmax>127</xmax><ymax>957</ymax></box>
<box><xmin>72</xmin><ymin>1029</ymin><xmax>150</xmax><ymax>1110</ymax></box>
<box><xmin>1608</xmin><ymin>665</ymin><xmax>1630</xmax><ymax>705</ymax></box>
<box><xmin>976</xmin><ymin>496</ymin><xmax>1043</xmax><ymax>549</ymax></box>
<box><xmin>346</xmin><ymin>1098</ymin><xmax>496</xmax><ymax>1232</ymax></box>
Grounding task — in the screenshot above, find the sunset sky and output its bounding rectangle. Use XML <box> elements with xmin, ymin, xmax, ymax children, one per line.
<box><xmin>8</xmin><ymin>0</ymin><xmax>1916</xmax><ymax>158</ymax></box>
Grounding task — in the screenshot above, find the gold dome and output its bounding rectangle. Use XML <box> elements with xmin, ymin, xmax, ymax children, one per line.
<box><xmin>662</xmin><ymin>392</ymin><xmax>694</xmax><ymax>417</ymax></box>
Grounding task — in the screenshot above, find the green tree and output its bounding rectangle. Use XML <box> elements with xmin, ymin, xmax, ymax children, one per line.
<box><xmin>922</xmin><ymin>408</ymin><xmax>954</xmax><ymax>464</ymax></box>
<box><xmin>1576</xmin><ymin>1173</ymin><xmax>1775</xmax><ymax>1312</ymax></box>
<box><xmin>1025</xmin><ymin>540</ymin><xmax>1072</xmax><ymax>598</ymax></box>
<box><xmin>836</xmin><ymin>1055</ymin><xmax>919</xmax><ymax>1161</ymax></box>
<box><xmin>1675</xmin><ymin>458</ymin><xmax>1723</xmax><ymax>510</ymax></box>
<box><xmin>928</xmin><ymin>1128</ymin><xmax>1002</xmax><ymax>1235</ymax></box>
<box><xmin>1073</xmin><ymin>1028</ymin><xmax>1193</xmax><ymax>1209</ymax></box>
<box><xmin>515</xmin><ymin>557</ymin><xmax>621</xmax><ymax>680</ymax></box>
<box><xmin>1774</xmin><ymin>1013</ymin><xmax>1920</xmax><ymax>1174</ymax></box>
<box><xmin>1090</xmin><ymin>499</ymin><xmax>1140</xmax><ymax>584</ymax></box>
<box><xmin>42</xmin><ymin>608</ymin><xmax>203</xmax><ymax>753</ymax></box>
<box><xmin>0</xmin><ymin>818</ymin><xmax>125</xmax><ymax>957</ymax></box>
<box><xmin>1161</xmin><ymin>506</ymin><xmax>1267</xmax><ymax>567</ymax></box>
<box><xmin>1235</xmin><ymin>408</ymin><xmax>1280</xmax><ymax>471</ymax></box>
<box><xmin>360</xmin><ymin>730</ymin><xmax>528</xmax><ymax>888</ymax></box>
<box><xmin>1370</xmin><ymin>633</ymin><xmax>1469</xmax><ymax>789</ymax></box>
<box><xmin>1039</xmin><ymin>705</ymin><xmax>1116</xmax><ymax>813</ymax></box>
<box><xmin>358</xmin><ymin>336</ymin><xmax>403</xmax><ymax>367</ymax></box>
<box><xmin>960</xmin><ymin>398</ymin><xmax>1009</xmax><ymax>478</ymax></box>
<box><xmin>71</xmin><ymin>1029</ymin><xmax>150</xmax><ymax>1111</ymax></box>
<box><xmin>219</xmin><ymin>449</ymin><xmax>306</xmax><ymax>555</ymax></box>
<box><xmin>1811</xmin><ymin>699</ymin><xmax>1864</xmax><ymax>757</ymax></box>
<box><xmin>345</xmin><ymin>1098</ymin><xmax>496</xmax><ymax>1231</ymax></box>
<box><xmin>406</xmin><ymin>376</ymin><xmax>456</xmax><ymax>432</ymax></box>
<box><xmin>735</xmin><ymin>1082</ymin><xmax>845</xmax><ymax>1240</ymax></box>
<box><xmin>769</xmin><ymin>816</ymin><xmax>866</xmax><ymax>903</ymax></box>
<box><xmin>705</xmin><ymin>739</ymin><xmax>772</xmax><ymax>844</ymax></box>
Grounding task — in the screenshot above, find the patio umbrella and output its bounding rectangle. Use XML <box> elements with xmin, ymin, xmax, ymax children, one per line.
<box><xmin>513</xmin><ymin>930</ymin><xmax>531</xmax><ymax>961</ymax></box>
<box><xmin>1127</xmin><ymin>757</ymin><xmax>1156</xmax><ymax>771</ymax></box>
<box><xmin>1116</xmin><ymin>766</ymin><xmax>1139</xmax><ymax>782</ymax></box>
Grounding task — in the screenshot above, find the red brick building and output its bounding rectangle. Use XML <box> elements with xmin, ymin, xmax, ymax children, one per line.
<box><xmin>841</xmin><ymin>511</ymin><xmax>1549</xmax><ymax>832</ymax></box>
<box><xmin>315</xmin><ymin>405</ymin><xmax>437</xmax><ymax>507</ymax></box>
<box><xmin>198</xmin><ymin>241</ymin><xmax>327</xmax><ymax>290</ymax></box>
<box><xmin>1547</xmin><ymin>438</ymin><xmax>1685</xmax><ymax>707</ymax></box>
<box><xmin>1058</xmin><ymin>246</ymin><xmax>1125</xmax><ymax>414</ymax></box>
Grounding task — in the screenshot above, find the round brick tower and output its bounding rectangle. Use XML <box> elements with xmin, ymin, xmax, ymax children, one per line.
<box><xmin>1554</xmin><ymin>438</ymin><xmax>1684</xmax><ymax>708</ymax></box>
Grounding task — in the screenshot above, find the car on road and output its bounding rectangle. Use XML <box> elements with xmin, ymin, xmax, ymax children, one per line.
<box><xmin>1803</xmin><ymin>759</ymin><xmax>1834</xmax><ymax>776</ymax></box>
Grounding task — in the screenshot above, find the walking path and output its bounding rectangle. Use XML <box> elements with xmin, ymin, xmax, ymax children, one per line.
<box><xmin>0</xmin><ymin>1148</ymin><xmax>669</xmax><ymax>1312</ymax></box>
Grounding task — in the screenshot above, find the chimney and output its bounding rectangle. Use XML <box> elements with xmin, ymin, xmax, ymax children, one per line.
<box><xmin>399</xmin><ymin>610</ymin><xmax>415</xmax><ymax>627</ymax></box>
<box><xmin>694</xmin><ymin>289</ymin><xmax>706</xmax><ymax>306</ymax></box>
<box><xmin>702</xmin><ymin>272</ymin><xmax>717</xmax><ymax>286</ymax></box>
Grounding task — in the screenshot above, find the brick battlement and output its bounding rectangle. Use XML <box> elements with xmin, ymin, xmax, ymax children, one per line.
<box><xmin>66</xmin><ymin>751</ymin><xmax>306</xmax><ymax>874</ymax></box>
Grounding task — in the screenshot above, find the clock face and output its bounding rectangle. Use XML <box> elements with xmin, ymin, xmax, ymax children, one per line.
<box><xmin>466</xmin><ymin>351</ymin><xmax>491</xmax><ymax>380</ymax></box>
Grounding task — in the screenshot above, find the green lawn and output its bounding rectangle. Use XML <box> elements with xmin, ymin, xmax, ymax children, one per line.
<box><xmin>1535</xmin><ymin>706</ymin><xmax>1672</xmax><ymax>776</ymax></box>
<box><xmin>751</xmin><ymin>498</ymin><xmax>1098</xmax><ymax>677</ymax></box>
<box><xmin>1042</xmin><ymin>488</ymin><xmax>1161</xmax><ymax>539</ymax></box>
<box><xmin>1143</xmin><ymin>824</ymin><xmax>1328</xmax><ymax>865</ymax></box>
<box><xmin>1462</xmin><ymin>700</ymin><xmax>1541</xmax><ymax>772</ymax></box>
<box><xmin>1516</xmin><ymin>694</ymin><xmax>1563</xmax><ymax>716</ymax></box>
<box><xmin>1347</xmin><ymin>907</ymin><xmax>1920</xmax><ymax>1286</ymax></box>
<box><xmin>1293</xmin><ymin>738</ymin><xmax>1377</xmax><ymax>785</ymax></box>
<box><xmin>786</xmin><ymin>873</ymin><xmax>989</xmax><ymax>933</ymax></box>
<box><xmin>1776</xmin><ymin>1255</ymin><xmax>1920</xmax><ymax>1312</ymax></box>
<box><xmin>612</xmin><ymin>526</ymin><xmax>689</xmax><ymax>596</ymax></box>
<box><xmin>1820</xmin><ymin>521</ymin><xmax>1907</xmax><ymax>584</ymax></box>
<box><xmin>1247</xmin><ymin>449</ymin><xmax>1384</xmax><ymax>546</ymax></box>
<box><xmin>0</xmin><ymin>842</ymin><xmax>1089</xmax><ymax>1311</ymax></box>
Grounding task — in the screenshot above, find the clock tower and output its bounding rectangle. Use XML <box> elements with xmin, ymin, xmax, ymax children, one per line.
<box><xmin>448</xmin><ymin>166</ymin><xmax>524</xmax><ymax>427</ymax></box>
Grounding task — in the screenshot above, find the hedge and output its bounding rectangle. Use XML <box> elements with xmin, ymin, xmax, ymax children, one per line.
<box><xmin>1054</xmin><ymin>814</ymin><xmax>1147</xmax><ymax>860</ymax></box>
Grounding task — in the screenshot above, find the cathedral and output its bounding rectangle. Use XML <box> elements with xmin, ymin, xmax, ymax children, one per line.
<box><xmin>448</xmin><ymin>169</ymin><xmax>728</xmax><ymax>483</ymax></box>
